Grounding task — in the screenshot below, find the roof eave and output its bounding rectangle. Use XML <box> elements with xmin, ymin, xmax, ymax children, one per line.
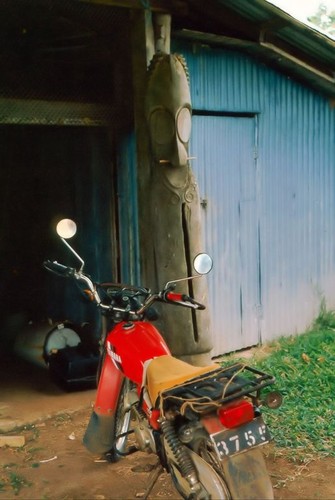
<box><xmin>173</xmin><ymin>29</ymin><xmax>335</xmax><ymax>99</ymax></box>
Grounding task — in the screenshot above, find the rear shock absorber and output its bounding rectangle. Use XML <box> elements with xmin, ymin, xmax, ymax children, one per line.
<box><xmin>161</xmin><ymin>419</ymin><xmax>203</xmax><ymax>494</ymax></box>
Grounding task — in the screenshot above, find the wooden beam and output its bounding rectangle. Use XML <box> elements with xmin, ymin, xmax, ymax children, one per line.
<box><xmin>76</xmin><ymin>0</ymin><xmax>178</xmax><ymax>13</ymax></box>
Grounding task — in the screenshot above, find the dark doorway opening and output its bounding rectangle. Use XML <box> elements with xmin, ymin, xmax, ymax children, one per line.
<box><xmin>0</xmin><ymin>125</ymin><xmax>117</xmax><ymax>352</ymax></box>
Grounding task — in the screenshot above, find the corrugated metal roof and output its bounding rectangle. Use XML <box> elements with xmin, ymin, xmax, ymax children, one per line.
<box><xmin>219</xmin><ymin>0</ymin><xmax>335</xmax><ymax>63</ymax></box>
<box><xmin>172</xmin><ymin>0</ymin><xmax>335</xmax><ymax>98</ymax></box>
<box><xmin>70</xmin><ymin>0</ymin><xmax>334</xmax><ymax>97</ymax></box>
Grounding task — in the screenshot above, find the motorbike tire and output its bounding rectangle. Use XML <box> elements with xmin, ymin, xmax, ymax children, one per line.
<box><xmin>189</xmin><ymin>430</ymin><xmax>273</xmax><ymax>500</ymax></box>
<box><xmin>168</xmin><ymin>445</ymin><xmax>231</xmax><ymax>499</ymax></box>
<box><xmin>106</xmin><ymin>377</ymin><xmax>132</xmax><ymax>462</ymax></box>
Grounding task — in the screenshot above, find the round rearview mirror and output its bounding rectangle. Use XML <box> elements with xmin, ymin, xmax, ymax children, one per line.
<box><xmin>56</xmin><ymin>219</ymin><xmax>77</xmax><ymax>239</ymax></box>
<box><xmin>193</xmin><ymin>253</ymin><xmax>213</xmax><ymax>275</ymax></box>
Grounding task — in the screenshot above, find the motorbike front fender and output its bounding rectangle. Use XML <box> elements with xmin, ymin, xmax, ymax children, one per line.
<box><xmin>83</xmin><ymin>409</ymin><xmax>116</xmax><ymax>454</ymax></box>
<box><xmin>221</xmin><ymin>448</ymin><xmax>274</xmax><ymax>499</ymax></box>
<box><xmin>83</xmin><ymin>352</ymin><xmax>124</xmax><ymax>454</ymax></box>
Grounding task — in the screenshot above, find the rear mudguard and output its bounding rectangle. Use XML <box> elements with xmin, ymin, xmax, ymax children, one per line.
<box><xmin>222</xmin><ymin>448</ymin><xmax>274</xmax><ymax>499</ymax></box>
<box><xmin>83</xmin><ymin>353</ymin><xmax>124</xmax><ymax>454</ymax></box>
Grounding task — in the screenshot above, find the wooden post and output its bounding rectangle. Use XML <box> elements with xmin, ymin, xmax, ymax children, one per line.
<box><xmin>129</xmin><ymin>8</ymin><xmax>155</xmax><ymax>286</ymax></box>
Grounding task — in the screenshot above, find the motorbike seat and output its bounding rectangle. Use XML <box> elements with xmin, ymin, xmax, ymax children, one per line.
<box><xmin>145</xmin><ymin>355</ymin><xmax>220</xmax><ymax>407</ymax></box>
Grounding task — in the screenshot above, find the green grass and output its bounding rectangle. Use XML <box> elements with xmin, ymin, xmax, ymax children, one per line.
<box><xmin>0</xmin><ymin>467</ymin><xmax>32</xmax><ymax>496</ymax></box>
<box><xmin>8</xmin><ymin>471</ymin><xmax>31</xmax><ymax>495</ymax></box>
<box><xmin>221</xmin><ymin>307</ymin><xmax>335</xmax><ymax>458</ymax></box>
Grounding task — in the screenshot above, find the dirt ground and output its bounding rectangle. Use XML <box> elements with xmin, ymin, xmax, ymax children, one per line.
<box><xmin>0</xmin><ymin>407</ymin><xmax>334</xmax><ymax>499</ymax></box>
<box><xmin>0</xmin><ymin>353</ymin><xmax>334</xmax><ymax>500</ymax></box>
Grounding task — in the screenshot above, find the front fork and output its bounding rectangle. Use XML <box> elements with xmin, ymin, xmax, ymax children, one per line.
<box><xmin>83</xmin><ymin>352</ymin><xmax>124</xmax><ymax>454</ymax></box>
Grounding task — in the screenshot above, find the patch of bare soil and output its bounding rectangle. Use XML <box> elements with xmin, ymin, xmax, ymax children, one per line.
<box><xmin>0</xmin><ymin>409</ymin><xmax>334</xmax><ymax>500</ymax></box>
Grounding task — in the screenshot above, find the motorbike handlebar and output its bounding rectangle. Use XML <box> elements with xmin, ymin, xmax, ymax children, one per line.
<box><xmin>44</xmin><ymin>260</ymin><xmax>205</xmax><ymax>315</ymax></box>
<box><xmin>43</xmin><ymin>260</ymin><xmax>75</xmax><ymax>278</ymax></box>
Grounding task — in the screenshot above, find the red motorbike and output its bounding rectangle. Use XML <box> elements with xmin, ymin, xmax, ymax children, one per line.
<box><xmin>44</xmin><ymin>218</ymin><xmax>281</xmax><ymax>499</ymax></box>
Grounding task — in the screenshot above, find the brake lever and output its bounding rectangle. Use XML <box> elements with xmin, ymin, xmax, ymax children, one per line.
<box><xmin>185</xmin><ymin>296</ymin><xmax>206</xmax><ymax>310</ymax></box>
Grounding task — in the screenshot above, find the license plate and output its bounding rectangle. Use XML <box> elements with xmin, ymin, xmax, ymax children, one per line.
<box><xmin>210</xmin><ymin>417</ymin><xmax>271</xmax><ymax>459</ymax></box>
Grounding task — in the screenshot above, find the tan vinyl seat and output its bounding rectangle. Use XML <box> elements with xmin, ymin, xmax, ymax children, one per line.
<box><xmin>146</xmin><ymin>355</ymin><xmax>220</xmax><ymax>406</ymax></box>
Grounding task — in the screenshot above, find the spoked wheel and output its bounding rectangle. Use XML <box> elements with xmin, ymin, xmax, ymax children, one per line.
<box><xmin>168</xmin><ymin>446</ymin><xmax>231</xmax><ymax>500</ymax></box>
<box><xmin>191</xmin><ymin>431</ymin><xmax>223</xmax><ymax>476</ymax></box>
<box><xmin>188</xmin><ymin>432</ymin><xmax>231</xmax><ymax>499</ymax></box>
<box><xmin>191</xmin><ymin>433</ymin><xmax>273</xmax><ymax>500</ymax></box>
<box><xmin>107</xmin><ymin>377</ymin><xmax>134</xmax><ymax>462</ymax></box>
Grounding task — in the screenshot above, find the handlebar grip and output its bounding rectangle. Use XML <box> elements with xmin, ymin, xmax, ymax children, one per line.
<box><xmin>43</xmin><ymin>260</ymin><xmax>74</xmax><ymax>278</ymax></box>
<box><xmin>166</xmin><ymin>292</ymin><xmax>184</xmax><ymax>302</ymax></box>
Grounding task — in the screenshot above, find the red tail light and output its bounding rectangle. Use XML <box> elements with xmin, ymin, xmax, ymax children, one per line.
<box><xmin>218</xmin><ymin>400</ymin><xmax>254</xmax><ymax>428</ymax></box>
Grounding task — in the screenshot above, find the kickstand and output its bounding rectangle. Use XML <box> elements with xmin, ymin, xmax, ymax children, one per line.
<box><xmin>141</xmin><ymin>461</ymin><xmax>164</xmax><ymax>500</ymax></box>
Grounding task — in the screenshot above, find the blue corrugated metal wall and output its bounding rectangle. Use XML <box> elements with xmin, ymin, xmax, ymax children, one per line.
<box><xmin>117</xmin><ymin>133</ymin><xmax>141</xmax><ymax>286</ymax></box>
<box><xmin>176</xmin><ymin>43</ymin><xmax>335</xmax><ymax>355</ymax></box>
<box><xmin>191</xmin><ymin>114</ymin><xmax>262</xmax><ymax>353</ymax></box>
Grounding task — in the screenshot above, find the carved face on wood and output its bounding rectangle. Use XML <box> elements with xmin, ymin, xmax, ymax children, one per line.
<box><xmin>146</xmin><ymin>54</ymin><xmax>192</xmax><ymax>168</ymax></box>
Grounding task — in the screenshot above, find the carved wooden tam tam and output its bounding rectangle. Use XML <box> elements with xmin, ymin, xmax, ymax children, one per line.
<box><xmin>144</xmin><ymin>52</ymin><xmax>213</xmax><ymax>362</ymax></box>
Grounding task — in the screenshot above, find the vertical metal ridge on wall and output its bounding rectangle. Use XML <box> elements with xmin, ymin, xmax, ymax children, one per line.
<box><xmin>117</xmin><ymin>133</ymin><xmax>141</xmax><ymax>286</ymax></box>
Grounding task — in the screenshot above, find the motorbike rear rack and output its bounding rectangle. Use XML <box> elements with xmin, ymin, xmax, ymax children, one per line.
<box><xmin>160</xmin><ymin>363</ymin><xmax>275</xmax><ymax>415</ymax></box>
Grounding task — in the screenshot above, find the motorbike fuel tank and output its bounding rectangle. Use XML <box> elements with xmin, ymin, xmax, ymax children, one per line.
<box><xmin>106</xmin><ymin>321</ymin><xmax>171</xmax><ymax>385</ymax></box>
